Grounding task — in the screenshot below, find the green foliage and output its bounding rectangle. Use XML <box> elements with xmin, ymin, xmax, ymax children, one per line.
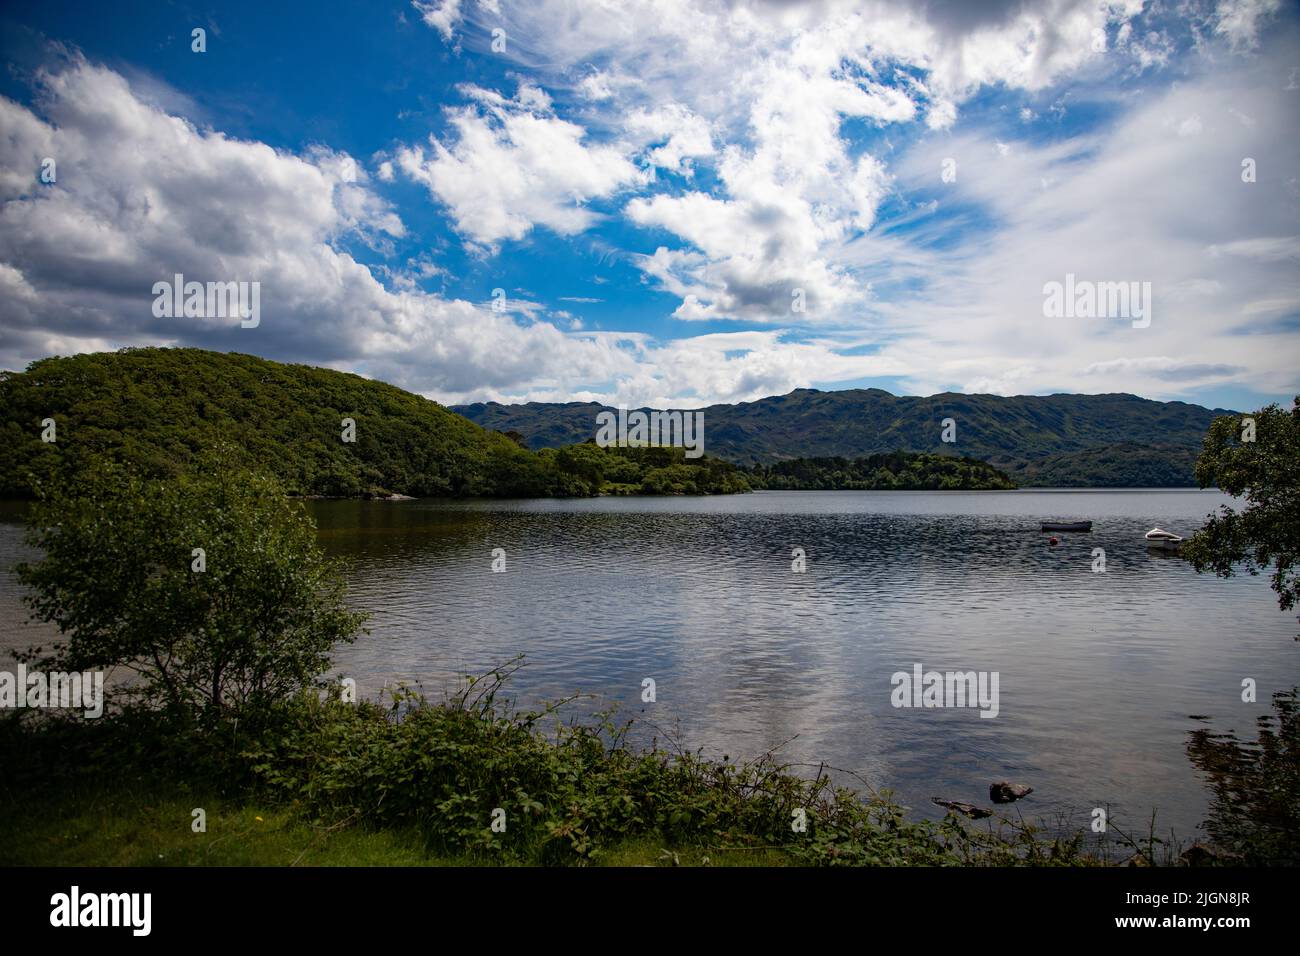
<box><xmin>456</xmin><ymin>388</ymin><xmax>1231</xmax><ymax>487</ymax></box>
<box><xmin>536</xmin><ymin>442</ymin><xmax>749</xmax><ymax>496</ymax></box>
<box><xmin>0</xmin><ymin>656</ymin><xmax>1138</xmax><ymax>867</ymax></box>
<box><xmin>14</xmin><ymin>453</ymin><xmax>368</xmax><ymax>721</ymax></box>
<box><xmin>1007</xmin><ymin>443</ymin><xmax>1201</xmax><ymax>488</ymax></box>
<box><xmin>0</xmin><ymin>348</ymin><xmax>749</xmax><ymax>499</ymax></box>
<box><xmin>242</xmin><ymin>664</ymin><xmax>1093</xmax><ymax>866</ymax></box>
<box><xmin>601</xmin><ymin>444</ymin><xmax>751</xmax><ymax>495</ymax></box>
<box><xmin>0</xmin><ymin>348</ymin><xmax>546</xmax><ymax>498</ymax></box>
<box><xmin>743</xmin><ymin>452</ymin><xmax>1016</xmax><ymax>490</ymax></box>
<box><xmin>1179</xmin><ymin>402</ymin><xmax>1300</xmax><ymax>865</ymax></box>
<box><xmin>556</xmin><ymin>443</ymin><xmax>606</xmax><ymax>486</ymax></box>
<box><xmin>1183</xmin><ymin>398</ymin><xmax>1300</xmax><ymax>619</ymax></box>
<box><xmin>640</xmin><ymin>464</ymin><xmax>701</xmax><ymax>494</ymax></box>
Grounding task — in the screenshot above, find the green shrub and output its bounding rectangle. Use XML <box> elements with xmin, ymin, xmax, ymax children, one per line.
<box><xmin>244</xmin><ymin>663</ymin><xmax>1098</xmax><ymax>866</ymax></box>
<box><xmin>15</xmin><ymin>452</ymin><xmax>368</xmax><ymax>723</ymax></box>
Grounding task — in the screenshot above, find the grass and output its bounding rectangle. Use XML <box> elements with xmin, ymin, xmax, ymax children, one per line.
<box><xmin>0</xmin><ymin>782</ymin><xmax>795</xmax><ymax>867</ymax></box>
<box><xmin>1</xmin><ymin>787</ymin><xmax>443</xmax><ymax>867</ymax></box>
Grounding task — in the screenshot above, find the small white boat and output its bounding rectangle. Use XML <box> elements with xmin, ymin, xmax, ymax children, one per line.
<box><xmin>1145</xmin><ymin>527</ymin><xmax>1183</xmax><ymax>551</ymax></box>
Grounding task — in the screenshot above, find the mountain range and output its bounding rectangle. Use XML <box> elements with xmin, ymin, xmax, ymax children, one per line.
<box><xmin>455</xmin><ymin>389</ymin><xmax>1236</xmax><ymax>487</ymax></box>
<box><xmin>0</xmin><ymin>348</ymin><xmax>1236</xmax><ymax>491</ymax></box>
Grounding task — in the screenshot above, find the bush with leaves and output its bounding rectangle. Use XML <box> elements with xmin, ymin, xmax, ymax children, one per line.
<box><xmin>245</xmin><ymin>662</ymin><xmax>1104</xmax><ymax>866</ymax></box>
<box><xmin>15</xmin><ymin>453</ymin><xmax>368</xmax><ymax>723</ymax></box>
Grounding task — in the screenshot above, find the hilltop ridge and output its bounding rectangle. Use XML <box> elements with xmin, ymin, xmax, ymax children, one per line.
<box><xmin>456</xmin><ymin>388</ymin><xmax>1230</xmax><ymax>487</ymax></box>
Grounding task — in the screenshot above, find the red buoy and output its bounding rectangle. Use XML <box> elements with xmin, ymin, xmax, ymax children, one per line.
<box><xmin>1048</xmin><ymin>536</ymin><xmax>1060</xmax><ymax>546</ymax></box>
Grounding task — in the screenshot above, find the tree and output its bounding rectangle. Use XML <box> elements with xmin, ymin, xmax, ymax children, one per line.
<box><xmin>15</xmin><ymin>453</ymin><xmax>368</xmax><ymax>721</ymax></box>
<box><xmin>556</xmin><ymin>443</ymin><xmax>605</xmax><ymax>491</ymax></box>
<box><xmin>1183</xmin><ymin>397</ymin><xmax>1300</xmax><ymax>628</ymax></box>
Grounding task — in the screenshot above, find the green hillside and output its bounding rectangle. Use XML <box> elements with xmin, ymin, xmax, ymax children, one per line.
<box><xmin>456</xmin><ymin>388</ymin><xmax>1232</xmax><ymax>487</ymax></box>
<box><xmin>0</xmin><ymin>349</ymin><xmax>747</xmax><ymax>498</ymax></box>
<box><xmin>1006</xmin><ymin>442</ymin><xmax>1202</xmax><ymax>488</ymax></box>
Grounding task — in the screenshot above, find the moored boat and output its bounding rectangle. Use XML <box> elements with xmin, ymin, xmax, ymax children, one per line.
<box><xmin>1145</xmin><ymin>527</ymin><xmax>1183</xmax><ymax>551</ymax></box>
<box><xmin>1041</xmin><ymin>521</ymin><xmax>1092</xmax><ymax>532</ymax></box>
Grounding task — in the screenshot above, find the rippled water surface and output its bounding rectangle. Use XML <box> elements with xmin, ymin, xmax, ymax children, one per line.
<box><xmin>3</xmin><ymin>489</ymin><xmax>1296</xmax><ymax>839</ymax></box>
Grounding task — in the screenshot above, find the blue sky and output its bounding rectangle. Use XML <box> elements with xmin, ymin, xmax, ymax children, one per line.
<box><xmin>1</xmin><ymin>0</ymin><xmax>1297</xmax><ymax>411</ymax></box>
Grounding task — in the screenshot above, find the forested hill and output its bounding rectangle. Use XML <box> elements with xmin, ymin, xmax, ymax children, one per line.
<box><xmin>0</xmin><ymin>349</ymin><xmax>750</xmax><ymax>499</ymax></box>
<box><xmin>0</xmin><ymin>349</ymin><xmax>538</xmax><ymax>498</ymax></box>
<box><xmin>456</xmin><ymin>389</ymin><xmax>1232</xmax><ymax>487</ymax></box>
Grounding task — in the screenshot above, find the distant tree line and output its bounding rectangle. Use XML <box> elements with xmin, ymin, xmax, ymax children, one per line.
<box><xmin>742</xmin><ymin>452</ymin><xmax>1017</xmax><ymax>490</ymax></box>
